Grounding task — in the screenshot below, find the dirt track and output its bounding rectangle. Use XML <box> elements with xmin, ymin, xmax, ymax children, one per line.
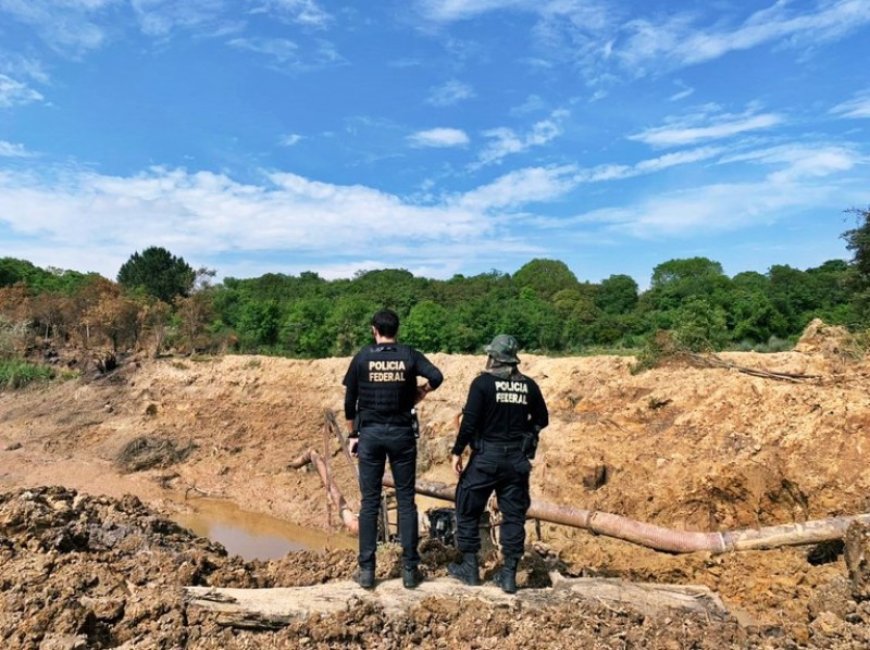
<box><xmin>1</xmin><ymin>322</ymin><xmax>870</xmax><ymax>647</ymax></box>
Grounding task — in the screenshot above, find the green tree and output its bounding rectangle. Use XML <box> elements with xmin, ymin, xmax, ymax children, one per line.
<box><xmin>673</xmin><ymin>298</ymin><xmax>728</xmax><ymax>351</ymax></box>
<box><xmin>513</xmin><ymin>259</ymin><xmax>579</xmax><ymax>299</ymax></box>
<box><xmin>117</xmin><ymin>247</ymin><xmax>195</xmax><ymax>303</ymax></box>
<box><xmin>236</xmin><ymin>301</ymin><xmax>281</xmax><ymax>349</ymax></box>
<box><xmin>842</xmin><ymin>208</ymin><xmax>870</xmax><ymax>323</ymax></box>
<box><xmin>403</xmin><ymin>300</ymin><xmax>449</xmax><ymax>352</ymax></box>
<box><xmin>596</xmin><ymin>274</ymin><xmax>639</xmax><ymax>314</ymax></box>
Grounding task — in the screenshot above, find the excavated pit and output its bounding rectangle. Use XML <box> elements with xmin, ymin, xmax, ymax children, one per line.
<box><xmin>0</xmin><ymin>323</ymin><xmax>869</xmax><ymax>647</ymax></box>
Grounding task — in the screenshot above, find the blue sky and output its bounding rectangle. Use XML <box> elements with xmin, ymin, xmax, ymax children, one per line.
<box><xmin>1</xmin><ymin>0</ymin><xmax>869</xmax><ymax>288</ymax></box>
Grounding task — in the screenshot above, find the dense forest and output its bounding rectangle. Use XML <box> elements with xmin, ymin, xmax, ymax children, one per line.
<box><xmin>1</xmin><ymin>209</ymin><xmax>869</xmax><ymax>363</ymax></box>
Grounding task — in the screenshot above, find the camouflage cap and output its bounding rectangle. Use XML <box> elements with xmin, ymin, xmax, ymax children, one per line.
<box><xmin>485</xmin><ymin>334</ymin><xmax>520</xmax><ymax>364</ymax></box>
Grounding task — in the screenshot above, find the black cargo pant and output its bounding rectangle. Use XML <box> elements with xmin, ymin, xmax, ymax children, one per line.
<box><xmin>454</xmin><ymin>442</ymin><xmax>532</xmax><ymax>558</ymax></box>
<box><xmin>357</xmin><ymin>423</ymin><xmax>419</xmax><ymax>571</ymax></box>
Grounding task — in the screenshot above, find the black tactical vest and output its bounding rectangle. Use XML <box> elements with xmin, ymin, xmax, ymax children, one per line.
<box><xmin>355</xmin><ymin>343</ymin><xmax>416</xmax><ymax>426</ymax></box>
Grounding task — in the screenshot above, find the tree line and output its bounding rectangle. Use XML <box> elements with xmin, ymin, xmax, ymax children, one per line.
<box><xmin>2</xmin><ymin>209</ymin><xmax>869</xmax><ymax>360</ymax></box>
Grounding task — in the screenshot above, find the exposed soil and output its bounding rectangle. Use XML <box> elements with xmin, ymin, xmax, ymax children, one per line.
<box><xmin>1</xmin><ymin>321</ymin><xmax>869</xmax><ymax>647</ymax></box>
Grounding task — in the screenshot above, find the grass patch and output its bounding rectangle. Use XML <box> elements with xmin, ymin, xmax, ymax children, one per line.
<box><xmin>0</xmin><ymin>360</ymin><xmax>54</xmax><ymax>390</ymax></box>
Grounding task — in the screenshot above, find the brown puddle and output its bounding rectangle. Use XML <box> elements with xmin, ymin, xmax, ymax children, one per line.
<box><xmin>174</xmin><ymin>497</ymin><xmax>356</xmax><ymax>561</ymax></box>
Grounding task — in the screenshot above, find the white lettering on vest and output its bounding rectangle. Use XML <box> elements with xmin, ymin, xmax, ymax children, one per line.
<box><xmin>494</xmin><ymin>379</ymin><xmax>528</xmax><ymax>404</ymax></box>
<box><xmin>368</xmin><ymin>360</ymin><xmax>406</xmax><ymax>382</ymax></box>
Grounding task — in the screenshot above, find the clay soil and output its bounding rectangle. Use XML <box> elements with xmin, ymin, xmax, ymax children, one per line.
<box><xmin>1</xmin><ymin>321</ymin><xmax>870</xmax><ymax>648</ymax></box>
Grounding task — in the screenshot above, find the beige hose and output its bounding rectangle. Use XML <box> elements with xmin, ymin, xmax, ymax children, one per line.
<box><xmin>399</xmin><ymin>477</ymin><xmax>870</xmax><ymax>554</ymax></box>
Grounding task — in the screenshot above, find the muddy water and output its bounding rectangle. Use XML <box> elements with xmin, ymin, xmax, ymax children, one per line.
<box><xmin>174</xmin><ymin>498</ymin><xmax>356</xmax><ymax>561</ymax></box>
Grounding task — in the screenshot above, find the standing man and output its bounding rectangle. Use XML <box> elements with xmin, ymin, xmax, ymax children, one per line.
<box><xmin>448</xmin><ymin>334</ymin><xmax>548</xmax><ymax>594</ymax></box>
<box><xmin>343</xmin><ymin>308</ymin><xmax>443</xmax><ymax>590</ymax></box>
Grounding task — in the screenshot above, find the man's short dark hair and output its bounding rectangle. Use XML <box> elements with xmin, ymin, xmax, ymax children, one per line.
<box><xmin>371</xmin><ymin>309</ymin><xmax>399</xmax><ymax>337</ymax></box>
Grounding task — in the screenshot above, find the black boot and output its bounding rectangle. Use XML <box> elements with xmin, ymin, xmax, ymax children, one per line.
<box><xmin>403</xmin><ymin>567</ymin><xmax>423</xmax><ymax>589</ymax></box>
<box><xmin>492</xmin><ymin>556</ymin><xmax>519</xmax><ymax>594</ymax></box>
<box><xmin>355</xmin><ymin>567</ymin><xmax>375</xmax><ymax>590</ymax></box>
<box><xmin>448</xmin><ymin>552</ymin><xmax>480</xmax><ymax>586</ymax></box>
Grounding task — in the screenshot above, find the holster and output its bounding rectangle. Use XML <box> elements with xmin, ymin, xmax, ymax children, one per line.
<box><xmin>521</xmin><ymin>430</ymin><xmax>539</xmax><ymax>460</ymax></box>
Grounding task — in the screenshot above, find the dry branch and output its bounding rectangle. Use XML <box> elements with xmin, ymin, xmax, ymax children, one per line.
<box><xmin>288</xmin><ymin>448</ymin><xmax>357</xmax><ymax>534</ymax></box>
<box><xmin>688</xmin><ymin>353</ymin><xmax>820</xmax><ymax>383</ymax></box>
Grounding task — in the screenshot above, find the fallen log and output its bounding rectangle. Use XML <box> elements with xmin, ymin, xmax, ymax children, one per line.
<box><xmin>185</xmin><ymin>575</ymin><xmax>729</xmax><ymax>630</ymax></box>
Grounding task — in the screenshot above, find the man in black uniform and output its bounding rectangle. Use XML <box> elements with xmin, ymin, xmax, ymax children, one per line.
<box><xmin>448</xmin><ymin>334</ymin><xmax>548</xmax><ymax>593</ymax></box>
<box><xmin>343</xmin><ymin>309</ymin><xmax>443</xmax><ymax>590</ymax></box>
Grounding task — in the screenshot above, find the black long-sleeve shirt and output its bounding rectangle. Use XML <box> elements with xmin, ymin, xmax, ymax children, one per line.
<box><xmin>452</xmin><ymin>372</ymin><xmax>548</xmax><ymax>456</ymax></box>
<box><xmin>343</xmin><ymin>342</ymin><xmax>443</xmax><ymax>428</ymax></box>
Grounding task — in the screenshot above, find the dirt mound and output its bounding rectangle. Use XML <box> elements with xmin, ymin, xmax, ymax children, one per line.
<box><xmin>0</xmin><ymin>487</ymin><xmax>815</xmax><ymax>649</ymax></box>
<box><xmin>794</xmin><ymin>318</ymin><xmax>854</xmax><ymax>357</ymax></box>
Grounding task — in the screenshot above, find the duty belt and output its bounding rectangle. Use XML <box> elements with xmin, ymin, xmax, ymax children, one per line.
<box><xmin>476</xmin><ymin>439</ymin><xmax>524</xmax><ymax>454</ymax></box>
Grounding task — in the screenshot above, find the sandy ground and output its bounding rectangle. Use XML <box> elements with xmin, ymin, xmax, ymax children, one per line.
<box><xmin>1</xmin><ymin>321</ymin><xmax>870</xmax><ymax>647</ymax></box>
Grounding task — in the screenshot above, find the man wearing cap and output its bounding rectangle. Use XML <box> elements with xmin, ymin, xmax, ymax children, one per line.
<box><xmin>343</xmin><ymin>308</ymin><xmax>443</xmax><ymax>590</ymax></box>
<box><xmin>448</xmin><ymin>334</ymin><xmax>549</xmax><ymax>593</ymax></box>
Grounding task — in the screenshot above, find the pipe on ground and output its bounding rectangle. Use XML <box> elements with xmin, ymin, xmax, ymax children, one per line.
<box><xmin>308</xmin><ymin>413</ymin><xmax>870</xmax><ymax>554</ymax></box>
<box><xmin>396</xmin><ymin>477</ymin><xmax>870</xmax><ymax>554</ymax></box>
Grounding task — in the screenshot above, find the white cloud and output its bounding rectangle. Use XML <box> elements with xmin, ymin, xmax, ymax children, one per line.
<box><xmin>629</xmin><ymin>109</ymin><xmax>783</xmax><ymax>148</ymax></box>
<box><xmin>459</xmin><ymin>165</ymin><xmax>577</xmax><ymax>210</ymax></box>
<box><xmin>131</xmin><ymin>0</ymin><xmax>232</xmax><ymax>37</ymax></box>
<box><xmin>421</xmin><ymin>1</ymin><xmax>870</xmax><ymax>82</ymax></box>
<box><xmin>0</xmin><ymin>74</ymin><xmax>44</xmax><ymax>108</ymax></box>
<box><xmin>0</xmin><ymin>0</ymin><xmax>111</xmax><ymax>56</ymax></box>
<box><xmin>831</xmin><ymin>91</ymin><xmax>870</xmax><ymax>119</ymax></box>
<box><xmin>0</xmin><ymin>55</ymin><xmax>50</xmax><ymax>85</ymax></box>
<box><xmin>463</xmin><ymin>145</ymin><xmax>725</xmax><ymax>212</ymax></box>
<box><xmin>475</xmin><ymin>108</ymin><xmax>569</xmax><ymax>167</ymax></box>
<box><xmin>616</xmin><ymin>1</ymin><xmax>870</xmax><ymax>73</ymax></box>
<box><xmin>228</xmin><ymin>36</ymin><xmax>342</xmax><ymax>69</ymax></box>
<box><xmin>408</xmin><ymin>128</ymin><xmax>469</xmax><ymax>148</ymax></box>
<box><xmin>0</xmin><ymin>167</ymin><xmax>486</xmax><ymax>279</ymax></box>
<box><xmin>418</xmin><ymin>0</ymin><xmax>531</xmax><ymax>22</ymax></box>
<box><xmin>0</xmin><ymin>141</ymin><xmax>33</xmax><ymax>157</ymax></box>
<box><xmin>510</xmin><ymin>94</ymin><xmax>546</xmax><ymax>115</ymax></box>
<box><xmin>668</xmin><ymin>81</ymin><xmax>694</xmax><ymax>102</ymax></box>
<box><xmin>576</xmin><ymin>146</ymin><xmax>724</xmax><ymax>183</ymax></box>
<box><xmin>255</xmin><ymin>0</ymin><xmax>332</xmax><ymax>27</ymax></box>
<box><xmin>718</xmin><ymin>144</ymin><xmax>861</xmax><ymax>184</ymax></box>
<box><xmin>427</xmin><ymin>80</ymin><xmax>475</xmax><ymax>106</ymax></box>
<box><xmin>280</xmin><ymin>134</ymin><xmax>304</xmax><ymax>146</ymax></box>
<box><xmin>557</xmin><ymin>142</ymin><xmax>868</xmax><ymax>238</ymax></box>
<box><xmin>573</xmin><ymin>179</ymin><xmax>842</xmax><ymax>239</ymax></box>
<box><xmin>228</xmin><ymin>37</ymin><xmax>299</xmax><ymax>62</ymax></box>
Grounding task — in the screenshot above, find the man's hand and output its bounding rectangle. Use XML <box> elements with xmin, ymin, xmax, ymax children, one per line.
<box><xmin>415</xmin><ymin>383</ymin><xmax>431</xmax><ymax>404</ymax></box>
<box><xmin>346</xmin><ymin>420</ymin><xmax>359</xmax><ymax>457</ymax></box>
<box><xmin>451</xmin><ymin>454</ymin><xmax>463</xmax><ymax>476</ymax></box>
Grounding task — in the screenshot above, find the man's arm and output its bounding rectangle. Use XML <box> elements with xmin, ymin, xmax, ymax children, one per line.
<box><xmin>342</xmin><ymin>356</ymin><xmax>360</xmax><ymax>454</ymax></box>
<box><xmin>528</xmin><ymin>380</ymin><xmax>549</xmax><ymax>431</ymax></box>
<box><xmin>451</xmin><ymin>378</ymin><xmax>484</xmax><ymax>457</ymax></box>
<box><xmin>413</xmin><ymin>350</ymin><xmax>443</xmax><ymax>393</ymax></box>
<box><xmin>342</xmin><ymin>356</ymin><xmax>359</xmax><ymax>432</ymax></box>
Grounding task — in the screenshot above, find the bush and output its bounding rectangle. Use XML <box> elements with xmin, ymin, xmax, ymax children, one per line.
<box><xmin>0</xmin><ymin>360</ymin><xmax>54</xmax><ymax>389</ymax></box>
<box><xmin>0</xmin><ymin>317</ymin><xmax>31</xmax><ymax>360</ymax></box>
